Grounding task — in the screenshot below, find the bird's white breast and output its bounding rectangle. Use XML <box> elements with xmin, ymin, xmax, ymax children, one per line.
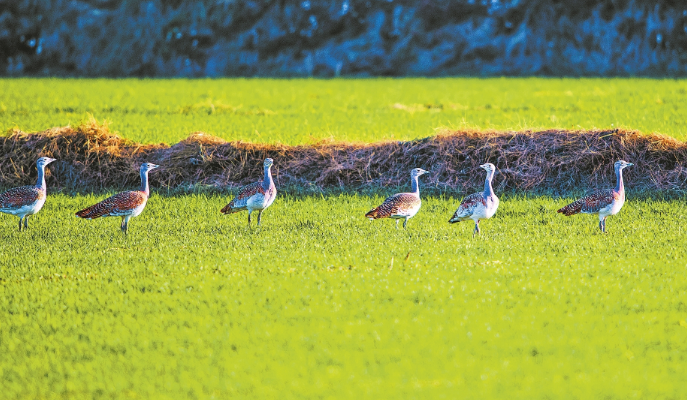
<box><xmin>130</xmin><ymin>199</ymin><xmax>148</xmax><ymax>217</ymax></box>
<box><xmin>264</xmin><ymin>191</ymin><xmax>277</xmax><ymax>209</ymax></box>
<box><xmin>472</xmin><ymin>196</ymin><xmax>499</xmax><ymax>220</ymax></box>
<box><xmin>600</xmin><ymin>196</ymin><xmax>624</xmax><ymax>217</ymax></box>
<box><xmin>247</xmin><ymin>192</ymin><xmax>272</xmax><ymax>211</ymax></box>
<box><xmin>247</xmin><ymin>193</ymin><xmax>265</xmax><ymax>210</ymax></box>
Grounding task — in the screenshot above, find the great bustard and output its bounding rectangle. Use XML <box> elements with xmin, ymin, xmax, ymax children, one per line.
<box><xmin>76</xmin><ymin>163</ymin><xmax>160</xmax><ymax>234</ymax></box>
<box><xmin>449</xmin><ymin>163</ymin><xmax>500</xmax><ymax>237</ymax></box>
<box><xmin>365</xmin><ymin>168</ymin><xmax>428</xmax><ymax>229</ymax></box>
<box><xmin>221</xmin><ymin>158</ymin><xmax>277</xmax><ymax>226</ymax></box>
<box><xmin>0</xmin><ymin>157</ymin><xmax>56</xmax><ymax>231</ymax></box>
<box><xmin>557</xmin><ymin>160</ymin><xmax>633</xmax><ymax>233</ymax></box>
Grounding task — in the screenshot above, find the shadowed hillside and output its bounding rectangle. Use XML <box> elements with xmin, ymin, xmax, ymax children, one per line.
<box><xmin>2</xmin><ymin>0</ymin><xmax>687</xmax><ymax>76</ymax></box>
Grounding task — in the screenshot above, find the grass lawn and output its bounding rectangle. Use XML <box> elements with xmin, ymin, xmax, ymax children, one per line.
<box><xmin>1</xmin><ymin>78</ymin><xmax>687</xmax><ymax>144</ymax></box>
<box><xmin>1</xmin><ymin>194</ymin><xmax>686</xmax><ymax>398</ymax></box>
<box><xmin>1</xmin><ymin>78</ymin><xmax>686</xmax><ymax>398</ymax></box>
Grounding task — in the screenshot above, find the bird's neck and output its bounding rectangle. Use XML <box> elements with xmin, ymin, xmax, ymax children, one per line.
<box><xmin>36</xmin><ymin>164</ymin><xmax>46</xmax><ymax>190</ymax></box>
<box><xmin>411</xmin><ymin>174</ymin><xmax>420</xmax><ymax>195</ymax></box>
<box><xmin>483</xmin><ymin>170</ymin><xmax>494</xmax><ymax>197</ymax></box>
<box><xmin>262</xmin><ymin>165</ymin><xmax>273</xmax><ymax>190</ymax></box>
<box><xmin>140</xmin><ymin>169</ymin><xmax>150</xmax><ymax>195</ymax></box>
<box><xmin>614</xmin><ymin>166</ymin><xmax>624</xmax><ymax>194</ymax></box>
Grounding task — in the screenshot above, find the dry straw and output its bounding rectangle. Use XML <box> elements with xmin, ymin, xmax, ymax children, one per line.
<box><xmin>2</xmin><ymin>118</ymin><xmax>687</xmax><ymax>194</ymax></box>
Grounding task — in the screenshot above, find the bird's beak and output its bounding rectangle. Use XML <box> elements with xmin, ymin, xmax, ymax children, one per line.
<box><xmin>627</xmin><ymin>162</ymin><xmax>634</xmax><ymax>167</ymax></box>
<box><xmin>47</xmin><ymin>158</ymin><xmax>56</xmax><ymax>164</ymax></box>
<box><xmin>151</xmin><ymin>164</ymin><xmax>160</xmax><ymax>169</ymax></box>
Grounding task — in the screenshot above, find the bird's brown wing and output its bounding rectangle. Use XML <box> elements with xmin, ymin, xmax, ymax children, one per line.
<box><xmin>76</xmin><ymin>191</ymin><xmax>147</xmax><ymax>219</ymax></box>
<box><xmin>221</xmin><ymin>181</ymin><xmax>264</xmax><ymax>214</ymax></box>
<box><xmin>452</xmin><ymin>192</ymin><xmax>486</xmax><ymax>220</ymax></box>
<box><xmin>365</xmin><ymin>193</ymin><xmax>420</xmax><ymax>219</ymax></box>
<box><xmin>0</xmin><ymin>186</ymin><xmax>42</xmax><ymax>210</ymax></box>
<box><xmin>558</xmin><ymin>189</ymin><xmax>616</xmax><ymax>216</ymax></box>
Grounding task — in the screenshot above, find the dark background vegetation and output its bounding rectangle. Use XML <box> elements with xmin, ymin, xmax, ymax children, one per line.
<box><xmin>2</xmin><ymin>0</ymin><xmax>686</xmax><ymax>77</ymax></box>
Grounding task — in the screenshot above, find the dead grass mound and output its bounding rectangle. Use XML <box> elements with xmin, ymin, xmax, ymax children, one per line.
<box><xmin>0</xmin><ymin>118</ymin><xmax>164</xmax><ymax>191</ymax></box>
<box><xmin>2</xmin><ymin>120</ymin><xmax>687</xmax><ymax>195</ymax></box>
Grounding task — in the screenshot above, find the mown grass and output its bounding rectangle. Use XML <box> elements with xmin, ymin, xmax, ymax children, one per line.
<box><xmin>1</xmin><ymin>193</ymin><xmax>686</xmax><ymax>398</ymax></box>
<box><xmin>2</xmin><ymin>78</ymin><xmax>687</xmax><ymax>144</ymax></box>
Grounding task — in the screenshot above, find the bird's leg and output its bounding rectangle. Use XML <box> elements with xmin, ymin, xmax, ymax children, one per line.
<box><xmin>121</xmin><ymin>217</ymin><xmax>127</xmax><ymax>235</ymax></box>
<box><xmin>18</xmin><ymin>217</ymin><xmax>23</xmax><ymax>232</ymax></box>
<box><xmin>395</xmin><ymin>220</ymin><xmax>399</xmax><ymax>229</ymax></box>
<box><xmin>602</xmin><ymin>217</ymin><xmax>607</xmax><ymax>233</ymax></box>
<box><xmin>403</xmin><ymin>218</ymin><xmax>409</xmax><ymax>230</ymax></box>
<box><xmin>24</xmin><ymin>216</ymin><xmax>29</xmax><ymax>229</ymax></box>
<box><xmin>257</xmin><ymin>210</ymin><xmax>263</xmax><ymax>226</ymax></box>
<box><xmin>473</xmin><ymin>220</ymin><xmax>480</xmax><ymax>238</ymax></box>
<box><xmin>247</xmin><ymin>210</ymin><xmax>252</xmax><ymax>226</ymax></box>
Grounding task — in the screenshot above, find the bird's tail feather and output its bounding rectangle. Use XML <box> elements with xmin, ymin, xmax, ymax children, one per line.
<box><xmin>365</xmin><ymin>208</ymin><xmax>380</xmax><ymax>220</ymax></box>
<box><xmin>75</xmin><ymin>205</ymin><xmax>104</xmax><ymax>219</ymax></box>
<box><xmin>557</xmin><ymin>200</ymin><xmax>582</xmax><ymax>216</ymax></box>
<box><xmin>221</xmin><ymin>204</ymin><xmax>243</xmax><ymax>214</ymax></box>
<box><xmin>449</xmin><ymin>212</ymin><xmax>469</xmax><ymax>223</ymax></box>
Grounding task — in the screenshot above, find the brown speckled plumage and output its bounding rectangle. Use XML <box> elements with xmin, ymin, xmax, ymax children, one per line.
<box><xmin>365</xmin><ymin>168</ymin><xmax>427</xmax><ymax>229</ymax></box>
<box><xmin>448</xmin><ymin>163</ymin><xmax>500</xmax><ymax>237</ymax></box>
<box><xmin>557</xmin><ymin>189</ymin><xmax>621</xmax><ymax>216</ymax></box>
<box><xmin>75</xmin><ymin>162</ymin><xmax>159</xmax><ymax>234</ymax></box>
<box><xmin>556</xmin><ymin>160</ymin><xmax>633</xmax><ymax>233</ymax></box>
<box><xmin>76</xmin><ymin>191</ymin><xmax>147</xmax><ymax>219</ymax></box>
<box><xmin>221</xmin><ymin>181</ymin><xmax>274</xmax><ymax>214</ymax></box>
<box><xmin>1</xmin><ymin>156</ymin><xmax>56</xmax><ymax>231</ymax></box>
<box><xmin>365</xmin><ymin>193</ymin><xmax>420</xmax><ymax>219</ymax></box>
<box><xmin>0</xmin><ymin>186</ymin><xmax>44</xmax><ymax>210</ymax></box>
<box><xmin>220</xmin><ymin>158</ymin><xmax>277</xmax><ymax>227</ymax></box>
<box><xmin>452</xmin><ymin>192</ymin><xmax>487</xmax><ymax>218</ymax></box>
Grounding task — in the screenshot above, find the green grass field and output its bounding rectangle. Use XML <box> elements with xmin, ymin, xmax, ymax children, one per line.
<box><xmin>1</xmin><ymin>194</ymin><xmax>686</xmax><ymax>398</ymax></box>
<box><xmin>2</xmin><ymin>78</ymin><xmax>687</xmax><ymax>144</ymax></box>
<box><xmin>2</xmin><ymin>79</ymin><xmax>687</xmax><ymax>398</ymax></box>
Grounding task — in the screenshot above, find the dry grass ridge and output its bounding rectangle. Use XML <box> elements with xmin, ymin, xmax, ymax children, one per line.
<box><xmin>2</xmin><ymin>118</ymin><xmax>687</xmax><ymax>194</ymax></box>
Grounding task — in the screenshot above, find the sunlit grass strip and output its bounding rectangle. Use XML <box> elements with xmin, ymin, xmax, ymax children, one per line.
<box><xmin>1</xmin><ymin>194</ymin><xmax>686</xmax><ymax>398</ymax></box>
<box><xmin>2</xmin><ymin>78</ymin><xmax>687</xmax><ymax>145</ymax></box>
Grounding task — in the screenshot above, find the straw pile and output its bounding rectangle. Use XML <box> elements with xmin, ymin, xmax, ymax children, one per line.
<box><xmin>2</xmin><ymin>119</ymin><xmax>687</xmax><ymax>195</ymax></box>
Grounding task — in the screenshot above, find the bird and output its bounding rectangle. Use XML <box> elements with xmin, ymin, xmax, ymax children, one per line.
<box><xmin>0</xmin><ymin>157</ymin><xmax>57</xmax><ymax>231</ymax></box>
<box><xmin>449</xmin><ymin>163</ymin><xmax>500</xmax><ymax>237</ymax></box>
<box><xmin>365</xmin><ymin>168</ymin><xmax>429</xmax><ymax>229</ymax></box>
<box><xmin>557</xmin><ymin>160</ymin><xmax>634</xmax><ymax>233</ymax></box>
<box><xmin>221</xmin><ymin>158</ymin><xmax>277</xmax><ymax>226</ymax></box>
<box><xmin>76</xmin><ymin>162</ymin><xmax>160</xmax><ymax>234</ymax></box>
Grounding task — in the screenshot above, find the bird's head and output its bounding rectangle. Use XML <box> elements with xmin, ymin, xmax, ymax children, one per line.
<box><xmin>140</xmin><ymin>162</ymin><xmax>160</xmax><ymax>173</ymax></box>
<box><xmin>37</xmin><ymin>157</ymin><xmax>56</xmax><ymax>168</ymax></box>
<box><xmin>411</xmin><ymin>168</ymin><xmax>428</xmax><ymax>178</ymax></box>
<box><xmin>480</xmin><ymin>163</ymin><xmax>496</xmax><ymax>173</ymax></box>
<box><xmin>615</xmin><ymin>160</ymin><xmax>634</xmax><ymax>170</ymax></box>
<box><xmin>264</xmin><ymin>158</ymin><xmax>274</xmax><ymax>168</ymax></box>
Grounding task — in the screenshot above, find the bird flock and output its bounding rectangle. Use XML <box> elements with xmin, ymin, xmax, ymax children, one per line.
<box><xmin>0</xmin><ymin>157</ymin><xmax>634</xmax><ymax>235</ymax></box>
